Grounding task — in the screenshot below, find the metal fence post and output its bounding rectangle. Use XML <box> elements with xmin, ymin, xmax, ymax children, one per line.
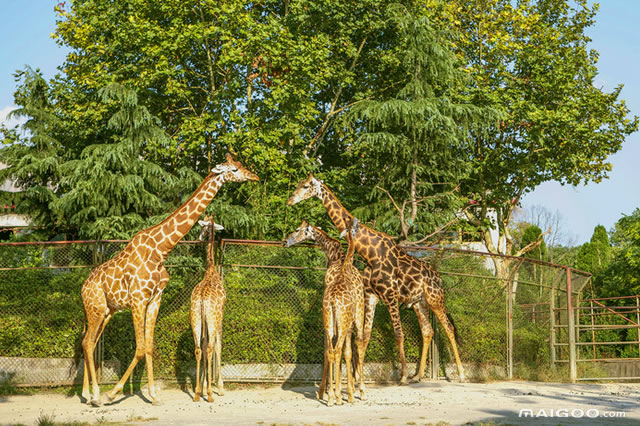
<box><xmin>507</xmin><ymin>275</ymin><xmax>513</xmax><ymax>379</ymax></box>
<box><xmin>636</xmin><ymin>296</ymin><xmax>640</xmax><ymax>356</ymax></box>
<box><xmin>566</xmin><ymin>267</ymin><xmax>577</xmax><ymax>382</ymax></box>
<box><xmin>550</xmin><ymin>279</ymin><xmax>556</xmax><ymax>369</ymax></box>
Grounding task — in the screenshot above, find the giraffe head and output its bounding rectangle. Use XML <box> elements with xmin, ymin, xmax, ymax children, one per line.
<box><xmin>198</xmin><ymin>215</ymin><xmax>225</xmax><ymax>241</ymax></box>
<box><xmin>282</xmin><ymin>219</ymin><xmax>316</xmax><ymax>247</ymax></box>
<box><xmin>212</xmin><ymin>153</ymin><xmax>259</xmax><ymax>183</ymax></box>
<box><xmin>286</xmin><ymin>173</ymin><xmax>323</xmax><ymax>206</ymax></box>
<box><xmin>340</xmin><ymin>216</ymin><xmax>359</xmax><ymax>239</ymax></box>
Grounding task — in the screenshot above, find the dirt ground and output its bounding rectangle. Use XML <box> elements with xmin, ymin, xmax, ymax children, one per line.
<box><xmin>1</xmin><ymin>380</ymin><xmax>638</xmax><ymax>425</ymax></box>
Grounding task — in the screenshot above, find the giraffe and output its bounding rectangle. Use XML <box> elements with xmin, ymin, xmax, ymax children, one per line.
<box><xmin>287</xmin><ymin>173</ymin><xmax>465</xmax><ymax>384</ymax></box>
<box><xmin>80</xmin><ymin>154</ymin><xmax>258</xmax><ymax>406</ymax></box>
<box><xmin>283</xmin><ymin>218</ymin><xmax>365</xmax><ymax>405</ymax></box>
<box><xmin>190</xmin><ymin>216</ymin><xmax>226</xmax><ymax>403</ymax></box>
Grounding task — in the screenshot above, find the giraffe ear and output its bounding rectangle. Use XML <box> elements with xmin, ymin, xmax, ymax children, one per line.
<box><xmin>198</xmin><ymin>220</ymin><xmax>209</xmax><ymax>227</ymax></box>
<box><xmin>226</xmin><ymin>153</ymin><xmax>234</xmax><ymax>162</ymax></box>
<box><xmin>214</xmin><ymin>223</ymin><xmax>224</xmax><ymax>231</ymax></box>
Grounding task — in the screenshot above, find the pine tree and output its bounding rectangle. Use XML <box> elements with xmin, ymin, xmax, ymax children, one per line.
<box><xmin>0</xmin><ymin>67</ymin><xmax>64</xmax><ymax>235</ymax></box>
<box><xmin>348</xmin><ymin>5</ymin><xmax>497</xmax><ymax>243</ymax></box>
<box><xmin>53</xmin><ymin>83</ymin><xmax>174</xmax><ymax>239</ymax></box>
<box><xmin>576</xmin><ymin>225</ymin><xmax>611</xmax><ymax>275</ymax></box>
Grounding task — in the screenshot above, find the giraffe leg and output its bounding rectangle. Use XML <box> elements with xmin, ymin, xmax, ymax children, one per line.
<box><xmin>354</xmin><ymin>292</ymin><xmax>368</xmax><ymax>400</ymax></box>
<box><xmin>142</xmin><ymin>291</ymin><xmax>164</xmax><ymax>405</ymax></box>
<box><xmin>190</xmin><ymin>300</ymin><xmax>202</xmax><ymax>402</ymax></box>
<box><xmin>82</xmin><ymin>309</ymin><xmax>107</xmax><ymax>406</ymax></box>
<box><xmin>361</xmin><ymin>291</ymin><xmax>378</xmax><ymax>355</ymax></box>
<box><xmin>334</xmin><ymin>330</ymin><xmax>346</xmax><ymax>406</ymax></box>
<box><xmin>343</xmin><ymin>330</ymin><xmax>354</xmax><ymax>403</ymax></box>
<box><xmin>317</xmin><ymin>337</ymin><xmax>329</xmax><ymax>401</ymax></box>
<box><xmin>361</xmin><ymin>275</ymin><xmax>378</xmax><ymax>355</ymax></box>
<box><xmin>205</xmin><ymin>316</ymin><xmax>215</xmax><ymax>402</ymax></box>
<box><xmin>215</xmin><ymin>330</ymin><xmax>224</xmax><ymax>396</ymax></box>
<box><xmin>411</xmin><ymin>300</ymin><xmax>434</xmax><ymax>382</ymax></box>
<box><xmin>387</xmin><ymin>300</ymin><xmax>408</xmax><ymax>384</ymax></box>
<box><xmin>433</xmin><ymin>307</ymin><xmax>465</xmax><ymax>382</ymax></box>
<box><xmin>206</xmin><ymin>338</ymin><xmax>214</xmax><ymax>402</ymax></box>
<box><xmin>105</xmin><ymin>304</ymin><xmax>147</xmax><ymax>402</ymax></box>
<box><xmin>326</xmin><ymin>346</ymin><xmax>335</xmax><ymax>407</ymax></box>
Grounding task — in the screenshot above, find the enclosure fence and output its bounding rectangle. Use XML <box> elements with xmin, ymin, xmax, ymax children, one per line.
<box><xmin>0</xmin><ymin>238</ymin><xmax>608</xmax><ymax>387</ymax></box>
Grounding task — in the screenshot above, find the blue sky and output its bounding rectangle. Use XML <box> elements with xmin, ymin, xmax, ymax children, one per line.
<box><xmin>520</xmin><ymin>1</ymin><xmax>640</xmax><ymax>245</ymax></box>
<box><xmin>0</xmin><ymin>1</ymin><xmax>638</xmax><ymax>246</ymax></box>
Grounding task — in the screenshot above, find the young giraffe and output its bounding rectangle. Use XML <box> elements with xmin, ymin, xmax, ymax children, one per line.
<box><xmin>80</xmin><ymin>154</ymin><xmax>258</xmax><ymax>406</ymax></box>
<box><xmin>283</xmin><ymin>218</ymin><xmax>365</xmax><ymax>405</ymax></box>
<box><xmin>190</xmin><ymin>216</ymin><xmax>225</xmax><ymax>402</ymax></box>
<box><xmin>287</xmin><ymin>173</ymin><xmax>465</xmax><ymax>383</ymax></box>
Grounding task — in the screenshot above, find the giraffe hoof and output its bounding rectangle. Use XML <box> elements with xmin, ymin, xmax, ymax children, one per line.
<box><xmin>89</xmin><ymin>398</ymin><xmax>101</xmax><ymax>407</ymax></box>
<box><xmin>151</xmin><ymin>399</ymin><xmax>163</xmax><ymax>406</ymax></box>
<box><xmin>360</xmin><ymin>392</ymin><xmax>366</xmax><ymax>401</ymax></box>
<box><xmin>399</xmin><ymin>376</ymin><xmax>409</xmax><ymax>386</ymax></box>
<box><xmin>336</xmin><ymin>398</ymin><xmax>344</xmax><ymax>406</ymax></box>
<box><xmin>193</xmin><ymin>394</ymin><xmax>200</xmax><ymax>402</ymax></box>
<box><xmin>410</xmin><ymin>374</ymin><xmax>423</xmax><ymax>383</ymax></box>
<box><xmin>207</xmin><ymin>393</ymin><xmax>214</xmax><ymax>403</ymax></box>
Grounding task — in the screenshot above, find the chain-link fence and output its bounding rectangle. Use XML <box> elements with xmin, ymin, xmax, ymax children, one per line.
<box><xmin>0</xmin><ymin>239</ymin><xmax>591</xmax><ymax>387</ymax></box>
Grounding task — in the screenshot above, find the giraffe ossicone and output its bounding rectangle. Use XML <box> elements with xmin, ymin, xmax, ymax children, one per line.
<box><xmin>80</xmin><ymin>154</ymin><xmax>258</xmax><ymax>407</ymax></box>
<box><xmin>190</xmin><ymin>214</ymin><xmax>226</xmax><ymax>403</ymax></box>
<box><xmin>287</xmin><ymin>175</ymin><xmax>465</xmax><ymax>384</ymax></box>
<box><xmin>284</xmin><ymin>219</ymin><xmax>366</xmax><ymax>404</ymax></box>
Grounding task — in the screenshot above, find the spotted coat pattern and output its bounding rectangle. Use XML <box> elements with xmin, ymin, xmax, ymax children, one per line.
<box><xmin>80</xmin><ymin>154</ymin><xmax>258</xmax><ymax>406</ymax></box>
<box><xmin>287</xmin><ymin>174</ymin><xmax>465</xmax><ymax>383</ymax></box>
<box><xmin>190</xmin><ymin>216</ymin><xmax>226</xmax><ymax>402</ymax></box>
<box><xmin>284</xmin><ymin>219</ymin><xmax>365</xmax><ymax>405</ymax></box>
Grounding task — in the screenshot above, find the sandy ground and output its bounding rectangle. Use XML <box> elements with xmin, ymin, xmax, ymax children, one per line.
<box><xmin>1</xmin><ymin>380</ymin><xmax>639</xmax><ymax>425</ymax></box>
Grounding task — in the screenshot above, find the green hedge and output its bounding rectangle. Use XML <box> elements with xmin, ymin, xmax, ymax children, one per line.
<box><xmin>0</xmin><ymin>241</ymin><xmax>559</xmax><ymax>383</ymax></box>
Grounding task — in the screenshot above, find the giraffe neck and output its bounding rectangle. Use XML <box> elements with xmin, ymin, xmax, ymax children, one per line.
<box><xmin>153</xmin><ymin>174</ymin><xmax>225</xmax><ymax>257</ymax></box>
<box><xmin>206</xmin><ymin>224</ymin><xmax>215</xmax><ymax>270</ymax></box>
<box><xmin>312</xmin><ymin>227</ymin><xmax>344</xmax><ymax>264</ymax></box>
<box><xmin>353</xmin><ymin>223</ymin><xmax>390</xmax><ymax>264</ymax></box>
<box><xmin>319</xmin><ymin>183</ymin><xmax>354</xmax><ymax>233</ymax></box>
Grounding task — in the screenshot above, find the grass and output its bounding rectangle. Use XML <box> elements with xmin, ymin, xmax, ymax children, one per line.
<box><xmin>0</xmin><ymin>374</ymin><xmax>35</xmax><ymax>397</ymax></box>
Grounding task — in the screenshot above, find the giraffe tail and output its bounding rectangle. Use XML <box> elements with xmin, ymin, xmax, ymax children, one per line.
<box><xmin>201</xmin><ymin>300</ymin><xmax>208</xmax><ymax>376</ymax></box>
<box><xmin>446</xmin><ymin>312</ymin><xmax>461</xmax><ymax>345</ymax></box>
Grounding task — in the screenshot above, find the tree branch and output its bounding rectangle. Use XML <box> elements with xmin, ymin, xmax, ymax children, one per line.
<box><xmin>304</xmin><ymin>37</ymin><xmax>368</xmax><ymax>156</ymax></box>
<box><xmin>513</xmin><ymin>226</ymin><xmax>551</xmax><ymax>258</ymax></box>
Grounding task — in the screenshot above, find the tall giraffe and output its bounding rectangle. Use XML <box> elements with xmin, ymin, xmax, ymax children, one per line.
<box><xmin>81</xmin><ymin>154</ymin><xmax>258</xmax><ymax>406</ymax></box>
<box><xmin>287</xmin><ymin>173</ymin><xmax>465</xmax><ymax>383</ymax></box>
<box><xmin>283</xmin><ymin>218</ymin><xmax>365</xmax><ymax>404</ymax></box>
<box><xmin>190</xmin><ymin>216</ymin><xmax>225</xmax><ymax>403</ymax></box>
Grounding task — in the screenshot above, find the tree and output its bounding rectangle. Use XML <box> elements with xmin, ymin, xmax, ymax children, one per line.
<box><xmin>47</xmin><ymin>0</ymin><xmax>425</xmax><ymax>239</ymax></box>
<box><xmin>521</xmin><ymin>225</ymin><xmax>547</xmax><ymax>262</ymax></box>
<box><xmin>425</xmin><ymin>0</ymin><xmax>638</xmax><ymax>277</ymax></box>
<box><xmin>345</xmin><ymin>5</ymin><xmax>498</xmax><ymax>243</ymax></box>
<box><xmin>0</xmin><ymin>68</ymin><xmax>64</xmax><ymax>234</ymax></box>
<box><xmin>596</xmin><ymin>210</ymin><xmax>640</xmax><ymax>298</ymax></box>
<box><xmin>575</xmin><ymin>225</ymin><xmax>612</xmax><ymax>275</ymax></box>
<box><xmin>54</xmin><ymin>83</ymin><xmax>176</xmax><ymax>239</ymax></box>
